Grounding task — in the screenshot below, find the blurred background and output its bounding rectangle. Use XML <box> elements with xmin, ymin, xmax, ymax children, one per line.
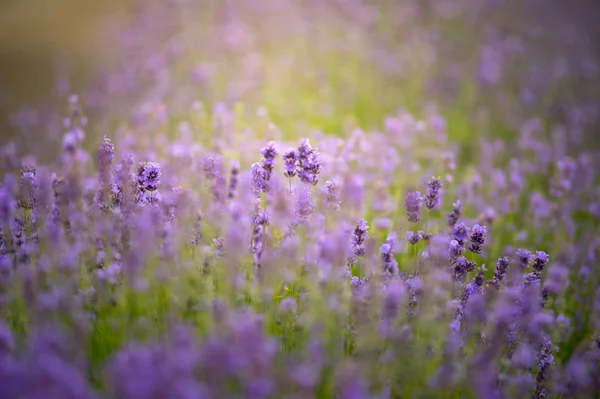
<box><xmin>1</xmin><ymin>0</ymin><xmax>600</xmax><ymax>164</ymax></box>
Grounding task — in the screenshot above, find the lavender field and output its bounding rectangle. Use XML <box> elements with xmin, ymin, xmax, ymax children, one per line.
<box><xmin>1</xmin><ymin>1</ymin><xmax>600</xmax><ymax>398</ymax></box>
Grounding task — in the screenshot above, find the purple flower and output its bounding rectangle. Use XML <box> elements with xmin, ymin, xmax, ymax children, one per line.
<box><xmin>252</xmin><ymin>211</ymin><xmax>268</xmax><ymax>268</ymax></box>
<box><xmin>202</xmin><ymin>156</ymin><xmax>226</xmax><ymax>202</ymax></box>
<box><xmin>17</xmin><ymin>168</ymin><xmax>36</xmax><ymax>210</ymax></box>
<box><xmin>137</xmin><ymin>161</ymin><xmax>161</xmax><ymax>192</ymax></box>
<box><xmin>282</xmin><ymin>149</ymin><xmax>297</xmax><ymax>178</ymax></box>
<box><xmin>381</xmin><ymin>231</ymin><xmax>398</xmax><ymax>276</ymax></box>
<box><xmin>490</xmin><ymin>256</ymin><xmax>510</xmax><ymax>288</ymax></box>
<box><xmin>405</xmin><ymin>191</ymin><xmax>422</xmax><ymax>223</ymax></box>
<box><xmin>325</xmin><ymin>180</ymin><xmax>340</xmax><ymax>210</ymax></box>
<box><xmin>351</xmin><ymin>219</ymin><xmax>369</xmax><ymax>258</ymax></box>
<box><xmin>532</xmin><ymin>251</ymin><xmax>549</xmax><ymax>272</ymax></box>
<box><xmin>251</xmin><ymin>162</ymin><xmax>268</xmax><ymax>196</ymax></box>
<box><xmin>516</xmin><ymin>248</ymin><xmax>532</xmax><ymax>270</ymax></box>
<box><xmin>449</xmin><ymin>239</ymin><xmax>462</xmax><ymax>258</ymax></box>
<box><xmin>452</xmin><ymin>223</ymin><xmax>469</xmax><ymax>245</ymax></box>
<box><xmin>406</xmin><ymin>231</ymin><xmax>420</xmax><ymax>245</ymax></box>
<box><xmin>296</xmin><ymin>139</ymin><xmax>322</xmax><ymax>185</ymax></box>
<box><xmin>424</xmin><ymin>176</ymin><xmax>443</xmax><ymax>210</ymax></box>
<box><xmin>96</xmin><ymin>135</ymin><xmax>114</xmax><ymax>173</ymax></box>
<box><xmin>447</xmin><ymin>200</ymin><xmax>462</xmax><ymax>226</ymax></box>
<box><xmin>452</xmin><ymin>256</ymin><xmax>476</xmax><ymax>281</ymax></box>
<box><xmin>468</xmin><ymin>224</ymin><xmax>487</xmax><ymax>254</ymax></box>
<box><xmin>228</xmin><ymin>160</ymin><xmax>239</xmax><ymax>199</ymax></box>
<box><xmin>294</xmin><ymin>186</ymin><xmax>315</xmax><ymax>224</ymax></box>
<box><xmin>260</xmin><ymin>141</ymin><xmax>278</xmax><ymax>178</ymax></box>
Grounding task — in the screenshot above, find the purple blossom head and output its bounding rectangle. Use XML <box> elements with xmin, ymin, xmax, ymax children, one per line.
<box><xmin>97</xmin><ymin>135</ymin><xmax>115</xmax><ymax>171</ymax></box>
<box><xmin>452</xmin><ymin>222</ymin><xmax>469</xmax><ymax>245</ymax></box>
<box><xmin>405</xmin><ymin>191</ymin><xmax>422</xmax><ymax>223</ymax></box>
<box><xmin>296</xmin><ymin>139</ymin><xmax>322</xmax><ymax>185</ymax></box>
<box><xmin>325</xmin><ymin>180</ymin><xmax>341</xmax><ymax>210</ymax></box>
<box><xmin>381</xmin><ymin>231</ymin><xmax>398</xmax><ymax>276</ymax></box>
<box><xmin>447</xmin><ymin>200</ymin><xmax>462</xmax><ymax>226</ymax></box>
<box><xmin>468</xmin><ymin>224</ymin><xmax>487</xmax><ymax>254</ymax></box>
<box><xmin>494</xmin><ymin>256</ymin><xmax>509</xmax><ymax>281</ymax></box>
<box><xmin>136</xmin><ymin>161</ymin><xmax>161</xmax><ymax>192</ymax></box>
<box><xmin>282</xmin><ymin>149</ymin><xmax>297</xmax><ymax>178</ymax></box>
<box><xmin>251</xmin><ymin>162</ymin><xmax>268</xmax><ymax>196</ymax></box>
<box><xmin>449</xmin><ymin>239</ymin><xmax>462</xmax><ymax>258</ymax></box>
<box><xmin>424</xmin><ymin>176</ymin><xmax>443</xmax><ymax>210</ymax></box>
<box><xmin>260</xmin><ymin>141</ymin><xmax>278</xmax><ymax>176</ymax></box>
<box><xmin>532</xmin><ymin>251</ymin><xmax>549</xmax><ymax>272</ymax></box>
<box><xmin>294</xmin><ymin>186</ymin><xmax>315</xmax><ymax>224</ymax></box>
<box><xmin>18</xmin><ymin>168</ymin><xmax>36</xmax><ymax>210</ymax></box>
<box><xmin>228</xmin><ymin>160</ymin><xmax>240</xmax><ymax>199</ymax></box>
<box><xmin>351</xmin><ymin>219</ymin><xmax>369</xmax><ymax>258</ymax></box>
<box><xmin>406</xmin><ymin>231</ymin><xmax>420</xmax><ymax>245</ymax></box>
<box><xmin>516</xmin><ymin>248</ymin><xmax>532</xmax><ymax>270</ymax></box>
<box><xmin>142</xmin><ymin>162</ymin><xmax>161</xmax><ymax>191</ymax></box>
<box><xmin>452</xmin><ymin>256</ymin><xmax>476</xmax><ymax>281</ymax></box>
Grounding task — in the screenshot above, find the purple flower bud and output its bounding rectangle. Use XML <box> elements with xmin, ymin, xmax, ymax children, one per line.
<box><xmin>452</xmin><ymin>223</ymin><xmax>469</xmax><ymax>245</ymax></box>
<box><xmin>325</xmin><ymin>180</ymin><xmax>340</xmax><ymax>210</ymax></box>
<box><xmin>294</xmin><ymin>186</ymin><xmax>315</xmax><ymax>224</ymax></box>
<box><xmin>228</xmin><ymin>160</ymin><xmax>239</xmax><ymax>199</ymax></box>
<box><xmin>351</xmin><ymin>219</ymin><xmax>369</xmax><ymax>258</ymax></box>
<box><xmin>532</xmin><ymin>251</ymin><xmax>549</xmax><ymax>272</ymax></box>
<box><xmin>96</xmin><ymin>135</ymin><xmax>114</xmax><ymax>173</ymax></box>
<box><xmin>260</xmin><ymin>141</ymin><xmax>278</xmax><ymax>178</ymax></box>
<box><xmin>447</xmin><ymin>200</ymin><xmax>462</xmax><ymax>226</ymax></box>
<box><xmin>516</xmin><ymin>248</ymin><xmax>532</xmax><ymax>270</ymax></box>
<box><xmin>468</xmin><ymin>224</ymin><xmax>487</xmax><ymax>254</ymax></box>
<box><xmin>251</xmin><ymin>162</ymin><xmax>268</xmax><ymax>196</ymax></box>
<box><xmin>18</xmin><ymin>168</ymin><xmax>36</xmax><ymax>210</ymax></box>
<box><xmin>405</xmin><ymin>191</ymin><xmax>422</xmax><ymax>223</ymax></box>
<box><xmin>296</xmin><ymin>139</ymin><xmax>322</xmax><ymax>185</ymax></box>
<box><xmin>406</xmin><ymin>231</ymin><xmax>420</xmax><ymax>245</ymax></box>
<box><xmin>137</xmin><ymin>161</ymin><xmax>162</xmax><ymax>192</ymax></box>
<box><xmin>451</xmin><ymin>256</ymin><xmax>476</xmax><ymax>281</ymax></box>
<box><xmin>449</xmin><ymin>239</ymin><xmax>462</xmax><ymax>258</ymax></box>
<box><xmin>282</xmin><ymin>149</ymin><xmax>297</xmax><ymax>178</ymax></box>
<box><xmin>424</xmin><ymin>176</ymin><xmax>443</xmax><ymax>210</ymax></box>
<box><xmin>381</xmin><ymin>231</ymin><xmax>398</xmax><ymax>276</ymax></box>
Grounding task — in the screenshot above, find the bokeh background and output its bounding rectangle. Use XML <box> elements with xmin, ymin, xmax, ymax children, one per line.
<box><xmin>1</xmin><ymin>0</ymin><xmax>600</xmax><ymax>164</ymax></box>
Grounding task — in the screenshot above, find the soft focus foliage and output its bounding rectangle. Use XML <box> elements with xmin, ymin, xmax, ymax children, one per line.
<box><xmin>1</xmin><ymin>0</ymin><xmax>600</xmax><ymax>398</ymax></box>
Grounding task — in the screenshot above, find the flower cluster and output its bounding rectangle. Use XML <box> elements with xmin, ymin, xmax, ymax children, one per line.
<box><xmin>1</xmin><ymin>0</ymin><xmax>600</xmax><ymax>396</ymax></box>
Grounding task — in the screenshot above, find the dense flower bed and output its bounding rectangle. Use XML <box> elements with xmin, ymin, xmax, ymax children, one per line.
<box><xmin>1</xmin><ymin>1</ymin><xmax>600</xmax><ymax>398</ymax></box>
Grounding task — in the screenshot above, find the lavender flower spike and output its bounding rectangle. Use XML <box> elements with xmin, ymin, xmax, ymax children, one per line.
<box><xmin>381</xmin><ymin>231</ymin><xmax>398</xmax><ymax>276</ymax></box>
<box><xmin>142</xmin><ymin>162</ymin><xmax>161</xmax><ymax>192</ymax></box>
<box><xmin>282</xmin><ymin>149</ymin><xmax>298</xmax><ymax>178</ymax></box>
<box><xmin>296</xmin><ymin>139</ymin><xmax>322</xmax><ymax>185</ymax></box>
<box><xmin>516</xmin><ymin>248</ymin><xmax>532</xmax><ymax>270</ymax></box>
<box><xmin>424</xmin><ymin>176</ymin><xmax>443</xmax><ymax>210</ymax></box>
<box><xmin>405</xmin><ymin>191</ymin><xmax>422</xmax><ymax>223</ymax></box>
<box><xmin>351</xmin><ymin>219</ymin><xmax>369</xmax><ymax>258</ymax></box>
<box><xmin>468</xmin><ymin>224</ymin><xmax>487</xmax><ymax>254</ymax></box>
<box><xmin>260</xmin><ymin>141</ymin><xmax>278</xmax><ymax>179</ymax></box>
<box><xmin>97</xmin><ymin>135</ymin><xmax>115</xmax><ymax>173</ymax></box>
<box><xmin>251</xmin><ymin>162</ymin><xmax>268</xmax><ymax>196</ymax></box>
<box><xmin>532</xmin><ymin>251</ymin><xmax>549</xmax><ymax>272</ymax></box>
<box><xmin>452</xmin><ymin>222</ymin><xmax>469</xmax><ymax>246</ymax></box>
<box><xmin>325</xmin><ymin>180</ymin><xmax>340</xmax><ymax>210</ymax></box>
<box><xmin>447</xmin><ymin>200</ymin><xmax>462</xmax><ymax>226</ymax></box>
<box><xmin>406</xmin><ymin>231</ymin><xmax>420</xmax><ymax>245</ymax></box>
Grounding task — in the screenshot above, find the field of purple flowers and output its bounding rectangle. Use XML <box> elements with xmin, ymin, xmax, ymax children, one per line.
<box><xmin>1</xmin><ymin>1</ymin><xmax>600</xmax><ymax>398</ymax></box>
